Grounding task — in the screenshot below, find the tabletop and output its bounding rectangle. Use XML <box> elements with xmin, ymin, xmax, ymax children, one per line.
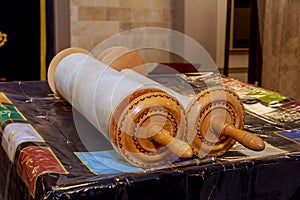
<box><xmin>0</xmin><ymin>72</ymin><xmax>299</xmax><ymax>200</ymax></box>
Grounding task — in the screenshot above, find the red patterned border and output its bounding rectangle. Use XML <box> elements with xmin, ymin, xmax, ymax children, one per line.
<box><xmin>17</xmin><ymin>146</ymin><xmax>68</xmax><ymax>198</ymax></box>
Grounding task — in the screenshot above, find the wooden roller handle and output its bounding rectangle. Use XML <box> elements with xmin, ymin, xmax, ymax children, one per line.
<box><xmin>149</xmin><ymin>125</ymin><xmax>193</xmax><ymax>158</ymax></box>
<box><xmin>223</xmin><ymin>124</ymin><xmax>265</xmax><ymax>151</ymax></box>
<box><xmin>212</xmin><ymin>118</ymin><xmax>265</xmax><ymax>151</ymax></box>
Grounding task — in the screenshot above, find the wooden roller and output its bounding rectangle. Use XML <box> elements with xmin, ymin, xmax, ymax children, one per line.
<box><xmin>97</xmin><ymin>47</ymin><xmax>192</xmax><ymax>160</ymax></box>
<box><xmin>102</xmin><ymin>47</ymin><xmax>265</xmax><ymax>159</ymax></box>
<box><xmin>186</xmin><ymin>87</ymin><xmax>265</xmax><ymax>158</ymax></box>
<box><xmin>97</xmin><ymin>46</ymin><xmax>147</xmax><ymax>76</ymax></box>
<box><xmin>47</xmin><ymin>47</ymin><xmax>192</xmax><ymax>168</ymax></box>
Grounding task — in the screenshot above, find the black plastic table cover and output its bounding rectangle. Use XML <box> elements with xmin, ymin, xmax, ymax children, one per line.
<box><xmin>0</xmin><ymin>73</ymin><xmax>300</xmax><ymax>200</ymax></box>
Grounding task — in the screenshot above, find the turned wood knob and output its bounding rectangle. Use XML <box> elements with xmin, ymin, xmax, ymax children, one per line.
<box><xmin>211</xmin><ymin>117</ymin><xmax>265</xmax><ymax>151</ymax></box>
<box><xmin>149</xmin><ymin>125</ymin><xmax>193</xmax><ymax>158</ymax></box>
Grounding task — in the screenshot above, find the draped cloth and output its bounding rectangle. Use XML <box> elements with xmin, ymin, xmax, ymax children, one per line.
<box><xmin>257</xmin><ymin>0</ymin><xmax>300</xmax><ymax>100</ymax></box>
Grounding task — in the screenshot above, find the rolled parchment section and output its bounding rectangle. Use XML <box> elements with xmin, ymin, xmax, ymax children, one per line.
<box><xmin>100</xmin><ymin>47</ymin><xmax>265</xmax><ymax>159</ymax></box>
<box><xmin>47</xmin><ymin>47</ymin><xmax>192</xmax><ymax>168</ymax></box>
<box><xmin>119</xmin><ymin>69</ymin><xmax>265</xmax><ymax>158</ymax></box>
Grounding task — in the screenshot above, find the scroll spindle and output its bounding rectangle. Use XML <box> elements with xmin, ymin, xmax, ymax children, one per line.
<box><xmin>149</xmin><ymin>125</ymin><xmax>193</xmax><ymax>158</ymax></box>
<box><xmin>211</xmin><ymin>117</ymin><xmax>265</xmax><ymax>151</ymax></box>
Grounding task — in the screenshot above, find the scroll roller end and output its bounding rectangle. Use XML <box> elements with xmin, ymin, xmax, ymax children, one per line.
<box><xmin>149</xmin><ymin>125</ymin><xmax>193</xmax><ymax>159</ymax></box>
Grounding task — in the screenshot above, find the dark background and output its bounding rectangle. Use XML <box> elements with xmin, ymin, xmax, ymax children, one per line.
<box><xmin>0</xmin><ymin>0</ymin><xmax>55</xmax><ymax>81</ymax></box>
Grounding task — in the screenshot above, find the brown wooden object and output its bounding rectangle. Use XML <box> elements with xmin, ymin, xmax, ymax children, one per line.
<box><xmin>98</xmin><ymin>47</ymin><xmax>193</xmax><ymax>166</ymax></box>
<box><xmin>97</xmin><ymin>46</ymin><xmax>147</xmax><ymax>75</ymax></box>
<box><xmin>48</xmin><ymin>47</ymin><xmax>192</xmax><ymax>168</ymax></box>
<box><xmin>109</xmin><ymin>88</ymin><xmax>192</xmax><ymax>167</ymax></box>
<box><xmin>99</xmin><ymin>46</ymin><xmax>265</xmax><ymax>160</ymax></box>
<box><xmin>186</xmin><ymin>87</ymin><xmax>265</xmax><ymax>158</ymax></box>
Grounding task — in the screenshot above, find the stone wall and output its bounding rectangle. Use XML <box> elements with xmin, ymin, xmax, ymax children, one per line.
<box><xmin>70</xmin><ymin>0</ymin><xmax>173</xmax><ymax>52</ymax></box>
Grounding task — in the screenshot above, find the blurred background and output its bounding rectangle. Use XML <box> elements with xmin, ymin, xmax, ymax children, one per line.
<box><xmin>0</xmin><ymin>0</ymin><xmax>299</xmax><ymax>100</ymax></box>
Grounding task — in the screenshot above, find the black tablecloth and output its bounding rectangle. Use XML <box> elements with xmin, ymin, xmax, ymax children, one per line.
<box><xmin>0</xmin><ymin>73</ymin><xmax>299</xmax><ymax>200</ymax></box>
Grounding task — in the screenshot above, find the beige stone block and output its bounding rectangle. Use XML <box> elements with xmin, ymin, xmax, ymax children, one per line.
<box><xmin>71</xmin><ymin>0</ymin><xmax>119</xmax><ymax>7</ymax></box>
<box><xmin>91</xmin><ymin>21</ymin><xmax>120</xmax><ymax>36</ymax></box>
<box><xmin>78</xmin><ymin>7</ymin><xmax>106</xmax><ymax>21</ymax></box>
<box><xmin>70</xmin><ymin>0</ymin><xmax>81</xmax><ymax>6</ymax></box>
<box><xmin>120</xmin><ymin>22</ymin><xmax>141</xmax><ymax>31</ymax></box>
<box><xmin>92</xmin><ymin>0</ymin><xmax>120</xmax><ymax>7</ymax></box>
<box><xmin>107</xmin><ymin>8</ymin><xmax>132</xmax><ymax>21</ymax></box>
<box><xmin>70</xmin><ymin>5</ymin><xmax>78</xmax><ymax>22</ymax></box>
<box><xmin>71</xmin><ymin>35</ymin><xmax>112</xmax><ymax>52</ymax></box>
<box><xmin>91</xmin><ymin>35</ymin><xmax>119</xmax><ymax>50</ymax></box>
<box><xmin>119</xmin><ymin>21</ymin><xmax>171</xmax><ymax>31</ymax></box>
<box><xmin>70</xmin><ymin>35</ymin><xmax>94</xmax><ymax>50</ymax></box>
<box><xmin>70</xmin><ymin>0</ymin><xmax>92</xmax><ymax>7</ymax></box>
<box><xmin>162</xmin><ymin>9</ymin><xmax>171</xmax><ymax>22</ymax></box>
<box><xmin>130</xmin><ymin>8</ymin><xmax>149</xmax><ymax>22</ymax></box>
<box><xmin>71</xmin><ymin>21</ymin><xmax>90</xmax><ymax>36</ymax></box>
<box><xmin>131</xmin><ymin>8</ymin><xmax>171</xmax><ymax>23</ymax></box>
<box><xmin>137</xmin><ymin>49</ymin><xmax>171</xmax><ymax>63</ymax></box>
<box><xmin>71</xmin><ymin>21</ymin><xmax>119</xmax><ymax>36</ymax></box>
<box><xmin>70</xmin><ymin>36</ymin><xmax>80</xmax><ymax>47</ymax></box>
<box><xmin>78</xmin><ymin>36</ymin><xmax>95</xmax><ymax>50</ymax></box>
<box><xmin>120</xmin><ymin>0</ymin><xmax>171</xmax><ymax>9</ymax></box>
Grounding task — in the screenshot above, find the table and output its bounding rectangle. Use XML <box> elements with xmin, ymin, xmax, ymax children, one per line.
<box><xmin>0</xmin><ymin>72</ymin><xmax>300</xmax><ymax>200</ymax></box>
